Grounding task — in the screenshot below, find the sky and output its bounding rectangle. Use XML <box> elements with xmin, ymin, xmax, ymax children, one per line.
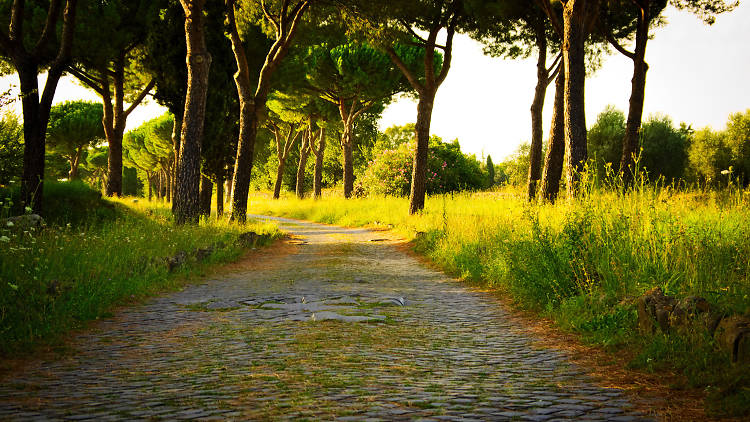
<box><xmin>1</xmin><ymin>3</ymin><xmax>748</xmax><ymax>161</ymax></box>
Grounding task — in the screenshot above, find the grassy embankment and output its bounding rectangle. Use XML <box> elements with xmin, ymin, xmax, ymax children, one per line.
<box><xmin>0</xmin><ymin>182</ymin><xmax>280</xmax><ymax>358</ymax></box>
<box><xmin>249</xmin><ymin>184</ymin><xmax>750</xmax><ymax>417</ymax></box>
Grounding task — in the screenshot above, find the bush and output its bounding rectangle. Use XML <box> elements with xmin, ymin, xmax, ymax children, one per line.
<box><xmin>359</xmin><ymin>138</ymin><xmax>485</xmax><ymax>196</ymax></box>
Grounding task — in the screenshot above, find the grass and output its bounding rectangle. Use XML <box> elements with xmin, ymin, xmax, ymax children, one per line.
<box><xmin>247</xmin><ymin>184</ymin><xmax>750</xmax><ymax>417</ymax></box>
<box><xmin>0</xmin><ymin>181</ymin><xmax>281</xmax><ymax>357</ymax></box>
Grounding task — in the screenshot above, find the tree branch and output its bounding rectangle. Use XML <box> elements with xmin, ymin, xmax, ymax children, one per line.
<box><xmin>535</xmin><ymin>0</ymin><xmax>563</xmax><ymax>36</ymax></box>
<box><xmin>123</xmin><ymin>78</ymin><xmax>156</xmax><ymax>118</ymax></box>
<box><xmin>603</xmin><ymin>25</ymin><xmax>635</xmax><ymax>60</ymax></box>
<box><xmin>33</xmin><ymin>0</ymin><xmax>63</xmax><ymax>55</ymax></box>
<box><xmin>40</xmin><ymin>0</ymin><xmax>78</xmax><ymax>122</ymax></box>
<box><xmin>386</xmin><ymin>46</ymin><xmax>424</xmax><ymax>95</ymax></box>
<box><xmin>436</xmin><ymin>13</ymin><xmax>457</xmax><ymax>87</ymax></box>
<box><xmin>260</xmin><ymin>0</ymin><xmax>280</xmax><ymax>35</ymax></box>
<box><xmin>67</xmin><ymin>65</ymin><xmax>106</xmax><ymax>95</ymax></box>
<box><xmin>9</xmin><ymin>0</ymin><xmax>25</xmax><ymax>43</ymax></box>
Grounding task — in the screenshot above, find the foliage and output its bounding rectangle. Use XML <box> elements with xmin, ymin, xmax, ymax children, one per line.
<box><xmin>497</xmin><ymin>143</ymin><xmax>531</xmax><ymax>186</ymax></box>
<box><xmin>46</xmin><ymin>101</ymin><xmax>105</xmax><ymax>179</ymax></box>
<box><xmin>124</xmin><ymin>113</ymin><xmax>175</xmax><ymax>177</ymax></box>
<box><xmin>687</xmin><ymin>128</ymin><xmax>732</xmax><ymax>185</ymax></box>
<box><xmin>587</xmin><ymin>106</ymin><xmax>689</xmax><ymax>183</ymax></box>
<box><xmin>724</xmin><ymin>109</ymin><xmax>750</xmax><ymax>184</ymax></box>
<box><xmin>0</xmin><ymin>112</ymin><xmax>23</xmax><ymax>185</ymax></box>
<box><xmin>485</xmin><ymin>155</ymin><xmax>495</xmax><ymax>188</ymax></box>
<box><xmin>0</xmin><ymin>191</ymin><xmax>281</xmax><ymax>356</ymax></box>
<box><xmin>359</xmin><ymin>132</ymin><xmax>485</xmax><ymax>196</ymax></box>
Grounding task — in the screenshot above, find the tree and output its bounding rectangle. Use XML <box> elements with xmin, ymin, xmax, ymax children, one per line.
<box><xmin>538</xmin><ymin>69</ymin><xmax>565</xmax><ymax>201</ymax></box>
<box><xmin>587</xmin><ymin>105</ymin><xmax>626</xmax><ymax>177</ymax></box>
<box><xmin>599</xmin><ymin>0</ymin><xmax>736</xmax><ymax>186</ymax></box>
<box><xmin>485</xmin><ymin>154</ymin><xmax>495</xmax><ymax>188</ymax></box>
<box><xmin>46</xmin><ymin>101</ymin><xmax>104</xmax><ymax>180</ymax></box>
<box><xmin>304</xmin><ymin>41</ymin><xmax>413</xmax><ymax>198</ymax></box>
<box><xmin>225</xmin><ymin>0</ymin><xmax>311</xmax><ymax>222</ymax></box>
<box><xmin>688</xmin><ymin>128</ymin><xmax>731</xmax><ymax>185</ymax></box>
<box><xmin>0</xmin><ymin>0</ymin><xmax>79</xmax><ymax>212</ymax></box>
<box><xmin>467</xmin><ymin>0</ymin><xmax>561</xmax><ymax>200</ymax></box>
<box><xmin>173</xmin><ymin>0</ymin><xmax>212</xmax><ymax>224</ymax></box>
<box><xmin>265</xmin><ymin>105</ymin><xmax>302</xmax><ymax>199</ymax></box>
<box><xmin>640</xmin><ymin>114</ymin><xmax>689</xmax><ymax>182</ymax></box>
<box><xmin>347</xmin><ymin>0</ymin><xmax>464</xmax><ymax>213</ymax></box>
<box><xmin>537</xmin><ymin>0</ymin><xmax>601</xmax><ymax>198</ymax></box>
<box><xmin>724</xmin><ymin>109</ymin><xmax>750</xmax><ymax>184</ymax></box>
<box><xmin>67</xmin><ymin>0</ymin><xmax>158</xmax><ymax>197</ymax></box>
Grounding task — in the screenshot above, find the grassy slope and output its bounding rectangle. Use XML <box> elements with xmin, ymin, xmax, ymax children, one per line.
<box><xmin>0</xmin><ymin>182</ymin><xmax>281</xmax><ymax>357</ymax></box>
<box><xmin>248</xmin><ymin>187</ymin><xmax>750</xmax><ymax>417</ymax></box>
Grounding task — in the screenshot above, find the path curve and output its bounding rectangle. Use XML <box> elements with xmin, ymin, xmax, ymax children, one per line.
<box><xmin>0</xmin><ymin>216</ymin><xmax>655</xmax><ymax>421</ymax></box>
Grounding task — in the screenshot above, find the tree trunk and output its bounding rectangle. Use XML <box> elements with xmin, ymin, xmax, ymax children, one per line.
<box><xmin>341</xmin><ymin>124</ymin><xmax>354</xmax><ymax>198</ymax></box>
<box><xmin>409</xmin><ymin>92</ymin><xmax>436</xmax><ymax>214</ymax></box>
<box><xmin>296</xmin><ymin>132</ymin><xmax>310</xmax><ymax>199</ymax></box>
<box><xmin>230</xmin><ymin>101</ymin><xmax>258</xmax><ymax>220</ymax></box>
<box><xmin>540</xmin><ymin>70</ymin><xmax>566</xmax><ymax>202</ymax></box>
<box><xmin>562</xmin><ymin>0</ymin><xmax>589</xmax><ymax>199</ymax></box>
<box><xmin>147</xmin><ymin>171</ymin><xmax>153</xmax><ymax>201</ymax></box>
<box><xmin>165</xmin><ymin>166</ymin><xmax>172</xmax><ymax>202</ymax></box>
<box><xmin>69</xmin><ymin>144</ymin><xmax>84</xmax><ymax>180</ymax></box>
<box><xmin>216</xmin><ymin>173</ymin><xmax>224</xmax><ymax>217</ymax></box>
<box><xmin>174</xmin><ymin>0</ymin><xmax>211</xmax><ymax>225</ymax></box>
<box><xmin>171</xmin><ymin>115</ymin><xmax>181</xmax><ymax>210</ymax></box>
<box><xmin>620</xmin><ymin>7</ymin><xmax>649</xmax><ymax>186</ymax></box>
<box><xmin>313</xmin><ymin>128</ymin><xmax>326</xmax><ymax>199</ymax></box>
<box><xmin>157</xmin><ymin>171</ymin><xmax>163</xmax><ymax>200</ymax></box>
<box><xmin>106</xmin><ymin>57</ymin><xmax>127</xmax><ymax>197</ymax></box>
<box><xmin>273</xmin><ymin>158</ymin><xmax>286</xmax><ymax>199</ymax></box>
<box><xmin>527</xmin><ymin>22</ymin><xmax>549</xmax><ymax>201</ymax></box>
<box><xmin>199</xmin><ymin>174</ymin><xmax>212</xmax><ymax>217</ymax></box>
<box><xmin>225</xmin><ymin>176</ymin><xmax>232</xmax><ymax>204</ymax></box>
<box><xmin>18</xmin><ymin>64</ymin><xmax>45</xmax><ymax>213</ymax></box>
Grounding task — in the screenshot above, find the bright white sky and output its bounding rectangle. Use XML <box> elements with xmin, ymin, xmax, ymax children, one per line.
<box><xmin>1</xmin><ymin>3</ymin><xmax>748</xmax><ymax>161</ymax></box>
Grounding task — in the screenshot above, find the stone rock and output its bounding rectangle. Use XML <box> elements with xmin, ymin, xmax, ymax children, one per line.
<box><xmin>714</xmin><ymin>315</ymin><xmax>750</xmax><ymax>363</ymax></box>
<box><xmin>166</xmin><ymin>251</ymin><xmax>187</xmax><ymax>272</ymax></box>
<box><xmin>310</xmin><ymin>311</ymin><xmax>386</xmax><ymax>323</ymax></box>
<box><xmin>670</xmin><ymin>296</ymin><xmax>711</xmax><ymax>330</ymax></box>
<box><xmin>637</xmin><ymin>287</ymin><xmax>676</xmax><ymax>334</ymax></box>
<box><xmin>2</xmin><ymin>214</ymin><xmax>44</xmax><ymax>231</ymax></box>
<box><xmin>237</xmin><ymin>231</ymin><xmax>261</xmax><ymax>247</ymax></box>
<box><xmin>194</xmin><ymin>246</ymin><xmax>214</xmax><ymax>262</ymax></box>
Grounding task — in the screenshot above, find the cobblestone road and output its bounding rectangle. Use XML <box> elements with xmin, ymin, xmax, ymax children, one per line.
<box><xmin>0</xmin><ymin>216</ymin><xmax>656</xmax><ymax>421</ymax></box>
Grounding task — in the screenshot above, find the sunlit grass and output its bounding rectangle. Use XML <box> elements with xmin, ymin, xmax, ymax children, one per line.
<box><xmin>0</xmin><ymin>187</ymin><xmax>280</xmax><ymax>357</ymax></box>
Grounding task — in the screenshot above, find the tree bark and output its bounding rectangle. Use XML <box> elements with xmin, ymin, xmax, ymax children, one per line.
<box><xmin>341</xmin><ymin>122</ymin><xmax>355</xmax><ymax>199</ymax></box>
<box><xmin>295</xmin><ymin>129</ymin><xmax>310</xmax><ymax>199</ymax></box>
<box><xmin>18</xmin><ymin>64</ymin><xmax>45</xmax><ymax>211</ymax></box>
<box><xmin>527</xmin><ymin>20</ymin><xmax>549</xmax><ymax>201</ymax></box>
<box><xmin>105</xmin><ymin>57</ymin><xmax>126</xmax><ymax>197</ymax></box>
<box><xmin>216</xmin><ymin>173</ymin><xmax>224</xmax><ymax>217</ymax></box>
<box><xmin>171</xmin><ymin>114</ymin><xmax>181</xmax><ymax>209</ymax></box>
<box><xmin>174</xmin><ymin>0</ymin><xmax>211</xmax><ymax>225</ymax></box>
<box><xmin>69</xmin><ymin>144</ymin><xmax>83</xmax><ymax>180</ymax></box>
<box><xmin>225</xmin><ymin>0</ymin><xmax>310</xmax><ymax>222</ymax></box>
<box><xmin>409</xmin><ymin>93</ymin><xmax>435</xmax><ymax>214</ymax></box>
<box><xmin>146</xmin><ymin>171</ymin><xmax>153</xmax><ymax>200</ymax></box>
<box><xmin>312</xmin><ymin>127</ymin><xmax>326</xmax><ymax>199</ymax></box>
<box><xmin>199</xmin><ymin>174</ymin><xmax>212</xmax><ymax>217</ymax></box>
<box><xmin>540</xmin><ymin>69</ymin><xmax>566</xmax><ymax>202</ymax></box>
<box><xmin>13</xmin><ymin>0</ymin><xmax>78</xmax><ymax>214</ymax></box>
<box><xmin>620</xmin><ymin>6</ymin><xmax>649</xmax><ymax>186</ymax></box>
<box><xmin>562</xmin><ymin>0</ymin><xmax>589</xmax><ymax>199</ymax></box>
<box><xmin>273</xmin><ymin>158</ymin><xmax>286</xmax><ymax>199</ymax></box>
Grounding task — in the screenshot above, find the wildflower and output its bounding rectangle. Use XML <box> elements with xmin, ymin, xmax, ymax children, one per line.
<box><xmin>6</xmin><ymin>221</ymin><xmax>13</xmax><ymax>227</ymax></box>
<box><xmin>721</xmin><ymin>169</ymin><xmax>730</xmax><ymax>175</ymax></box>
<box><xmin>0</xmin><ymin>235</ymin><xmax>9</xmax><ymax>242</ymax></box>
<box><xmin>24</xmin><ymin>206</ymin><xmax>32</xmax><ymax>213</ymax></box>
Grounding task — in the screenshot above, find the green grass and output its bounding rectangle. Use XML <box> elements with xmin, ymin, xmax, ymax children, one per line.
<box><xmin>0</xmin><ymin>182</ymin><xmax>281</xmax><ymax>357</ymax></box>
<box><xmin>248</xmin><ymin>185</ymin><xmax>750</xmax><ymax>417</ymax></box>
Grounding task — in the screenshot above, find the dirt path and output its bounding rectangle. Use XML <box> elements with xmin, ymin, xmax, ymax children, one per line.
<box><xmin>0</xmin><ymin>216</ymin><xmax>655</xmax><ymax>421</ymax></box>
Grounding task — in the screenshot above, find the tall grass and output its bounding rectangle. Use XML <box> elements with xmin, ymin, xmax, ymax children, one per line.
<box><xmin>0</xmin><ymin>182</ymin><xmax>280</xmax><ymax>357</ymax></box>
<box><xmin>249</xmin><ymin>184</ymin><xmax>750</xmax><ymax>416</ymax></box>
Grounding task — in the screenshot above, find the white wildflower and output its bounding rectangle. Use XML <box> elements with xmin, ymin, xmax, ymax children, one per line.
<box><xmin>0</xmin><ymin>235</ymin><xmax>9</xmax><ymax>242</ymax></box>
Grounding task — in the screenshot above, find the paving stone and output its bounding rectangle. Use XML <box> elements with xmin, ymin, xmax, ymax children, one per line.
<box><xmin>0</xmin><ymin>216</ymin><xmax>653</xmax><ymax>421</ymax></box>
